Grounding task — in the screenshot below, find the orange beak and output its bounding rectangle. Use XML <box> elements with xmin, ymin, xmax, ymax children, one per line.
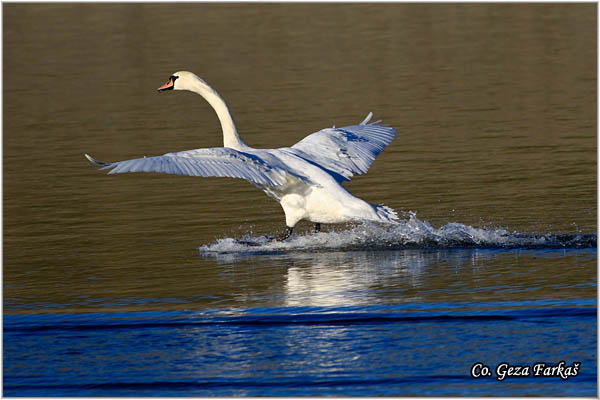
<box><xmin>157</xmin><ymin>77</ymin><xmax>175</xmax><ymax>92</ymax></box>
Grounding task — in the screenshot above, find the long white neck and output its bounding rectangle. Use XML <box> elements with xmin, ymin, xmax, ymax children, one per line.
<box><xmin>186</xmin><ymin>76</ymin><xmax>248</xmax><ymax>150</ymax></box>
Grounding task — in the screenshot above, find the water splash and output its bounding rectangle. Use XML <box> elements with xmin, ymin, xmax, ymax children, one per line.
<box><xmin>199</xmin><ymin>212</ymin><xmax>596</xmax><ymax>255</ymax></box>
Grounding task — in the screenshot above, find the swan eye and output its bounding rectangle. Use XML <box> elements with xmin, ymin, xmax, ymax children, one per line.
<box><xmin>170</xmin><ymin>75</ymin><xmax>179</xmax><ymax>83</ymax></box>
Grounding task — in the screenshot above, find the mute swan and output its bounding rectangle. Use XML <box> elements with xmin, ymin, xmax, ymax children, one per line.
<box><xmin>85</xmin><ymin>71</ymin><xmax>399</xmax><ymax>240</ymax></box>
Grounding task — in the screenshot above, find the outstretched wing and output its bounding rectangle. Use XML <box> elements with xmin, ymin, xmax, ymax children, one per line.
<box><xmin>290</xmin><ymin>112</ymin><xmax>397</xmax><ymax>181</ymax></box>
<box><xmin>85</xmin><ymin>147</ymin><xmax>288</xmax><ymax>186</ymax></box>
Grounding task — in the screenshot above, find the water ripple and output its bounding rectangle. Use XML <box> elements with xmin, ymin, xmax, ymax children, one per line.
<box><xmin>199</xmin><ymin>213</ymin><xmax>596</xmax><ymax>255</ymax></box>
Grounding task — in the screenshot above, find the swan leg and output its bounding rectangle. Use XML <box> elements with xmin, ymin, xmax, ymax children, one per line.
<box><xmin>277</xmin><ymin>226</ymin><xmax>293</xmax><ymax>241</ymax></box>
<box><xmin>314</xmin><ymin>223</ymin><xmax>321</xmax><ymax>233</ymax></box>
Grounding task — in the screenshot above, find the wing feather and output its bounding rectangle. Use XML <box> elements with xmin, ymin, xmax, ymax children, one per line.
<box><xmin>290</xmin><ymin>113</ymin><xmax>396</xmax><ymax>181</ymax></box>
<box><xmin>87</xmin><ymin>148</ymin><xmax>289</xmax><ymax>186</ymax></box>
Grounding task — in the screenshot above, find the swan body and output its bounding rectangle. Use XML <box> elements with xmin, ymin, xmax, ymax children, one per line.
<box><xmin>85</xmin><ymin>71</ymin><xmax>399</xmax><ymax>236</ymax></box>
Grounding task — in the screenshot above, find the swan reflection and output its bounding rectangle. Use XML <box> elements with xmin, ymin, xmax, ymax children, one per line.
<box><xmin>282</xmin><ymin>250</ymin><xmax>498</xmax><ymax>307</ymax></box>
<box><xmin>208</xmin><ymin>249</ymin><xmax>505</xmax><ymax>307</ymax></box>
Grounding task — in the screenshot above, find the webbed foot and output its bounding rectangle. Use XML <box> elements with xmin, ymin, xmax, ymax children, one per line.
<box><xmin>276</xmin><ymin>227</ymin><xmax>293</xmax><ymax>241</ymax></box>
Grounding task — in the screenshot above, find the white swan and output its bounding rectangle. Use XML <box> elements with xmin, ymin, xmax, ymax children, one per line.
<box><xmin>85</xmin><ymin>71</ymin><xmax>399</xmax><ymax>239</ymax></box>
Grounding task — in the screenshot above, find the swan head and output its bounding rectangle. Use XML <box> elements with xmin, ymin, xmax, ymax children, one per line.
<box><xmin>157</xmin><ymin>71</ymin><xmax>203</xmax><ymax>92</ymax></box>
